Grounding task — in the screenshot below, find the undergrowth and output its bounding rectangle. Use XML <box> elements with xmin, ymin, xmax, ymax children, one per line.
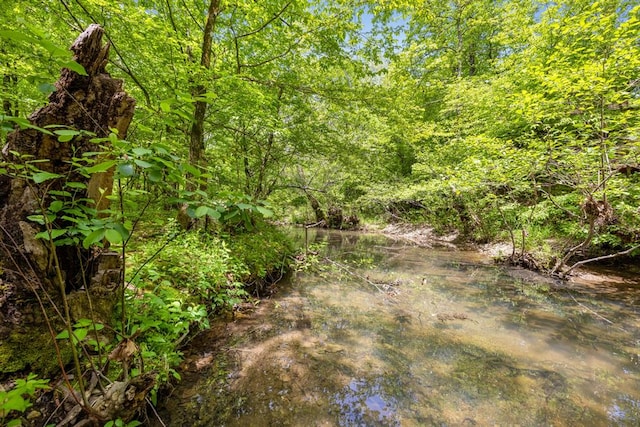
<box><xmin>123</xmin><ymin>219</ymin><xmax>293</xmax><ymax>389</ymax></box>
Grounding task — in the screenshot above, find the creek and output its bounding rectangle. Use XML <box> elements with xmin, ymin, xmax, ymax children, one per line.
<box><xmin>157</xmin><ymin>230</ymin><xmax>640</xmax><ymax>426</ymax></box>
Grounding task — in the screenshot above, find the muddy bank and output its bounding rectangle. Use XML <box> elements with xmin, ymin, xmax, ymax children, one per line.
<box><xmin>379</xmin><ymin>223</ymin><xmax>459</xmax><ymax>248</ymax></box>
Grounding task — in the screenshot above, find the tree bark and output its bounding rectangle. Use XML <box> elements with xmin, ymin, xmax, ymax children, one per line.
<box><xmin>0</xmin><ymin>24</ymin><xmax>135</xmax><ymax>376</ymax></box>
<box><xmin>189</xmin><ymin>0</ymin><xmax>221</xmax><ymax>178</ymax></box>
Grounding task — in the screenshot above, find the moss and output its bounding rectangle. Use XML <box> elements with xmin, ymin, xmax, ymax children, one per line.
<box><xmin>0</xmin><ymin>328</ymin><xmax>72</xmax><ymax>377</ymax></box>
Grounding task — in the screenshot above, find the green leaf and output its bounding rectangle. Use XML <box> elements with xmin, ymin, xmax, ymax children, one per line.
<box><xmin>27</xmin><ymin>215</ymin><xmax>46</xmax><ymax>225</ymax></box>
<box><xmin>56</xmin><ymin>330</ymin><xmax>69</xmax><ymax>339</ymax></box>
<box><xmin>85</xmin><ymin>160</ymin><xmax>117</xmax><ymax>174</ymax></box>
<box><xmin>134</xmin><ymin>159</ymin><xmax>153</xmax><ymax>168</ymax></box>
<box><xmin>48</xmin><ymin>190</ymin><xmax>72</xmax><ymax>197</ymax></box>
<box><xmin>206</xmin><ymin>208</ymin><xmax>221</xmax><ymax>219</ymax></box>
<box><xmin>32</xmin><ymin>171</ymin><xmax>62</xmax><ymax>183</ymax></box>
<box><xmin>117</xmin><ymin>163</ymin><xmax>135</xmax><ymax>177</ymax></box>
<box><xmin>54</xmin><ymin>129</ymin><xmax>81</xmax><ymax>136</ymax></box>
<box><xmin>82</xmin><ymin>229</ymin><xmax>105</xmax><ymax>248</ymax></box>
<box><xmin>131</xmin><ymin>147</ymin><xmax>152</xmax><ymax>156</ymax></box>
<box><xmin>112</xmin><ymin>223</ymin><xmax>130</xmax><ymax>241</ymax></box>
<box><xmin>2</xmin><ymin>394</ymin><xmax>29</xmax><ymax>412</ymax></box>
<box><xmin>194</xmin><ymin>206</ymin><xmax>209</xmax><ymax>218</ymax></box>
<box><xmin>5</xmin><ymin>116</ymin><xmax>53</xmax><ymax>135</ymax></box>
<box><xmin>7</xmin><ymin>419</ymin><xmax>23</xmax><ymax>427</ymax></box>
<box><xmin>49</xmin><ymin>200</ymin><xmax>64</xmax><ymax>213</ymax></box>
<box><xmin>74</xmin><ymin>328</ymin><xmax>88</xmax><ymax>342</ymax></box>
<box><xmin>0</xmin><ymin>30</ymin><xmax>36</xmax><ymax>43</ymax></box>
<box><xmin>183</xmin><ymin>164</ymin><xmax>201</xmax><ymax>177</ymax></box>
<box><xmin>160</xmin><ymin>100</ymin><xmax>172</xmax><ymax>112</ymax></box>
<box><xmin>35</xmin><ymin>229</ymin><xmax>66</xmax><ymax>240</ymax></box>
<box><xmin>37</xmin><ymin>82</ymin><xmax>56</xmax><ymax>94</ymax></box>
<box><xmin>66</xmin><ymin>182</ymin><xmax>87</xmax><ymax>189</ymax></box>
<box><xmin>74</xmin><ymin>318</ymin><xmax>93</xmax><ymax>327</ymax></box>
<box><xmin>256</xmin><ymin>206</ymin><xmax>273</xmax><ymax>217</ymax></box>
<box><xmin>105</xmin><ymin>228</ymin><xmax>123</xmax><ymax>244</ymax></box>
<box><xmin>63</xmin><ymin>60</ymin><xmax>88</xmax><ymax>76</ymax></box>
<box><xmin>147</xmin><ymin>169</ymin><xmax>163</xmax><ymax>182</ymax></box>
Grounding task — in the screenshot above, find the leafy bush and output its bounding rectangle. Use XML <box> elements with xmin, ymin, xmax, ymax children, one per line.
<box><xmin>128</xmin><ymin>227</ymin><xmax>244</xmax><ymax>307</ymax></box>
<box><xmin>124</xmin><ymin>222</ymin><xmax>292</xmax><ymax>383</ymax></box>
<box><xmin>225</xmin><ymin>223</ymin><xmax>294</xmax><ymax>281</ymax></box>
<box><xmin>0</xmin><ymin>374</ymin><xmax>49</xmax><ymax>426</ymax></box>
<box><xmin>126</xmin><ymin>285</ymin><xmax>209</xmax><ymax>384</ymax></box>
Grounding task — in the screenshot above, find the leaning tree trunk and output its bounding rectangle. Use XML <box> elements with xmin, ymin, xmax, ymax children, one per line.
<box><xmin>0</xmin><ymin>25</ymin><xmax>135</xmax><ymax>376</ymax></box>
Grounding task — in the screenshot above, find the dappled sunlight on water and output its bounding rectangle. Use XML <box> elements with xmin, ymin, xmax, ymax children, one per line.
<box><xmin>158</xmin><ymin>230</ymin><xmax>640</xmax><ymax>426</ymax></box>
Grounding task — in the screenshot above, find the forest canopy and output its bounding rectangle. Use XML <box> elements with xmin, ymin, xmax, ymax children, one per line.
<box><xmin>0</xmin><ymin>0</ymin><xmax>638</xmax><ymax>279</ymax></box>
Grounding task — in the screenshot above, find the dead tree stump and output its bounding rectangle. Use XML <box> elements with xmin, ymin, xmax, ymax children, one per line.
<box><xmin>0</xmin><ymin>25</ymin><xmax>135</xmax><ymax>376</ymax></box>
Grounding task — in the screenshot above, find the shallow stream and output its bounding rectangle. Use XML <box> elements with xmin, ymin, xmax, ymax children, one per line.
<box><xmin>158</xmin><ymin>230</ymin><xmax>640</xmax><ymax>426</ymax></box>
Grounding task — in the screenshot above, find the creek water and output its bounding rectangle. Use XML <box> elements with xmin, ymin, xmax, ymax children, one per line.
<box><xmin>158</xmin><ymin>230</ymin><xmax>640</xmax><ymax>426</ymax></box>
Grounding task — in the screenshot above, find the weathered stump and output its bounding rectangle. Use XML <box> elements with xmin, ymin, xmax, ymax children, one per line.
<box><xmin>0</xmin><ymin>25</ymin><xmax>135</xmax><ymax>376</ymax></box>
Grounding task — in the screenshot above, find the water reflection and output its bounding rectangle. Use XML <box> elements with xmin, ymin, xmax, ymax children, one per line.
<box><xmin>333</xmin><ymin>377</ymin><xmax>400</xmax><ymax>426</ymax></box>
<box><xmin>608</xmin><ymin>395</ymin><xmax>640</xmax><ymax>424</ymax></box>
<box><xmin>157</xmin><ymin>230</ymin><xmax>640</xmax><ymax>426</ymax></box>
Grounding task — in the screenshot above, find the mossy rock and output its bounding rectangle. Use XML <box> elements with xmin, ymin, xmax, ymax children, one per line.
<box><xmin>0</xmin><ymin>327</ymin><xmax>72</xmax><ymax>377</ymax></box>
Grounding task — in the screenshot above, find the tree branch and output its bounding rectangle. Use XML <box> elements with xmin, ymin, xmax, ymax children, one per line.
<box><xmin>563</xmin><ymin>244</ymin><xmax>640</xmax><ymax>276</ymax></box>
<box><xmin>541</xmin><ymin>189</ymin><xmax>581</xmax><ymax>219</ymax></box>
<box><xmin>237</xmin><ymin>1</ymin><xmax>292</xmax><ymax>39</ymax></box>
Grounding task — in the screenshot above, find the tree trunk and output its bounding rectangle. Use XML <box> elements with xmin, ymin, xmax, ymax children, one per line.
<box><xmin>0</xmin><ymin>24</ymin><xmax>135</xmax><ymax>376</ymax></box>
<box><xmin>189</xmin><ymin>0</ymin><xmax>221</xmax><ymax>183</ymax></box>
<box><xmin>304</xmin><ymin>190</ymin><xmax>326</xmax><ymax>226</ymax></box>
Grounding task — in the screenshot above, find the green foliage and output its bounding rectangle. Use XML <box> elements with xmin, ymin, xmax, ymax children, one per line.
<box><xmin>2</xmin><ymin>0</ymin><xmax>640</xmax><ymax>420</ymax></box>
<box><xmin>0</xmin><ymin>374</ymin><xmax>49</xmax><ymax>426</ymax></box>
<box><xmin>105</xmin><ymin>419</ymin><xmax>142</xmax><ymax>427</ymax></box>
<box><xmin>124</xmin><ymin>223</ymin><xmax>292</xmax><ymax>382</ymax></box>
<box><xmin>188</xmin><ymin>193</ymin><xmax>274</xmax><ymax>232</ymax></box>
<box><xmin>55</xmin><ymin>318</ymin><xmax>104</xmax><ymax>346</ymax></box>
<box><xmin>126</xmin><ymin>285</ymin><xmax>209</xmax><ymax>383</ymax></box>
<box><xmin>129</xmin><ymin>230</ymin><xmax>244</xmax><ymax>307</ymax></box>
<box><xmin>226</xmin><ymin>224</ymin><xmax>294</xmax><ymax>280</ymax></box>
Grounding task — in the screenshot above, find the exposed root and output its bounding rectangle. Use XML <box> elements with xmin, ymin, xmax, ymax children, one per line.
<box><xmin>55</xmin><ymin>371</ymin><xmax>156</xmax><ymax>426</ymax></box>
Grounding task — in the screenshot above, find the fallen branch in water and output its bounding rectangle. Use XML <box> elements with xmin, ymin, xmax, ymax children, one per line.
<box><xmin>566</xmin><ymin>292</ymin><xmax>613</xmax><ymax>324</ymax></box>
<box><xmin>566</xmin><ymin>291</ymin><xmax>627</xmax><ymax>333</ymax></box>
<box><xmin>563</xmin><ymin>244</ymin><xmax>640</xmax><ymax>276</ymax></box>
<box><xmin>322</xmin><ymin>257</ymin><xmax>385</xmax><ymax>293</ymax></box>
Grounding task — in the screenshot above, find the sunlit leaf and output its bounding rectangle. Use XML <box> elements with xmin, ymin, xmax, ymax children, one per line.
<box><xmin>85</xmin><ymin>160</ymin><xmax>117</xmax><ymax>174</ymax></box>
<box><xmin>105</xmin><ymin>228</ymin><xmax>123</xmax><ymax>244</ymax></box>
<box><xmin>32</xmin><ymin>171</ymin><xmax>62</xmax><ymax>183</ymax></box>
<box><xmin>134</xmin><ymin>159</ymin><xmax>153</xmax><ymax>168</ymax></box>
<box><xmin>256</xmin><ymin>206</ymin><xmax>273</xmax><ymax>217</ymax></box>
